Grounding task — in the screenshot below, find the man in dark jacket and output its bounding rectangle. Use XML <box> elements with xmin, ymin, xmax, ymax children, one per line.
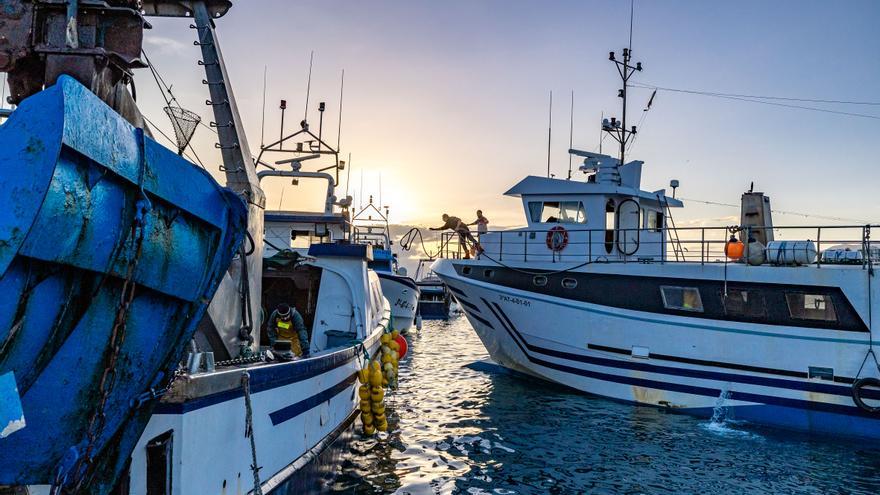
<box><xmin>431</xmin><ymin>213</ymin><xmax>479</xmax><ymax>259</ymax></box>
<box><xmin>267</xmin><ymin>303</ymin><xmax>310</xmax><ymax>357</ymax></box>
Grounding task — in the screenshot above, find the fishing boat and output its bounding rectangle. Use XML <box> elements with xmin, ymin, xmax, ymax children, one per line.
<box><xmin>432</xmin><ymin>46</ymin><xmax>880</xmax><ymax>440</ymax></box>
<box><xmin>352</xmin><ymin>200</ymin><xmax>420</xmax><ymax>333</ymax></box>
<box><xmin>1</xmin><ymin>1</ymin><xmax>391</xmax><ymax>493</ymax></box>
<box><xmin>415</xmin><ymin>259</ymin><xmax>452</xmax><ymax>320</ymax></box>
<box><xmin>0</xmin><ymin>1</ymin><xmax>248</xmax><ymax>492</ymax></box>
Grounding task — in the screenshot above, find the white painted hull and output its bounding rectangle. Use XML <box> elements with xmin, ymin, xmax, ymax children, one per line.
<box><xmin>434</xmin><ymin>259</ymin><xmax>880</xmax><ymax>440</ymax></box>
<box><xmin>377</xmin><ymin>273</ymin><xmax>419</xmax><ymax>332</ymax></box>
<box><xmin>125</xmin><ymin>328</ymin><xmax>383</xmax><ymax>495</ymax></box>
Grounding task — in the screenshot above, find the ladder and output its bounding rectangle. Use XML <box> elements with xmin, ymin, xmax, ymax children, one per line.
<box><xmin>661</xmin><ymin>196</ymin><xmax>685</xmax><ymax>261</ymax></box>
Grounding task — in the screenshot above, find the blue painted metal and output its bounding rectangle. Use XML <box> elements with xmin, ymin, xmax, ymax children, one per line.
<box><xmin>0</xmin><ymin>75</ymin><xmax>247</xmax><ymax>487</ymax></box>
<box><xmin>308</xmin><ymin>242</ymin><xmax>373</xmax><ymax>260</ymax></box>
<box><xmin>0</xmin><ymin>372</ymin><xmax>25</xmax><ymax>439</ymax></box>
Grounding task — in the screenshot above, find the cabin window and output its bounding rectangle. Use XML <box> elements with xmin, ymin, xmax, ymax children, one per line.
<box><xmin>462</xmin><ymin>266</ymin><xmax>471</xmax><ymax>275</ymax></box>
<box><xmin>528</xmin><ymin>201</ymin><xmax>587</xmax><ymax>224</ymax></box>
<box><xmin>561</xmin><ymin>278</ymin><xmax>578</xmax><ymax>289</ymax></box>
<box><xmin>660</xmin><ymin>286</ymin><xmax>703</xmax><ymax>312</ymax></box>
<box><xmin>721</xmin><ymin>289</ymin><xmax>766</xmax><ymax>318</ymax></box>
<box><xmin>483</xmin><ymin>269</ymin><xmax>494</xmax><ymax>278</ymax></box>
<box><xmin>645</xmin><ymin>210</ymin><xmax>664</xmax><ymax>232</ymax></box>
<box><xmin>604</xmin><ymin>199</ymin><xmax>616</xmax><ymax>254</ymax></box>
<box><xmin>533</xmin><ymin>275</ymin><xmax>548</xmax><ymax>287</ymax></box>
<box><xmin>785</xmin><ymin>293</ymin><xmax>837</xmax><ymax>322</ymax></box>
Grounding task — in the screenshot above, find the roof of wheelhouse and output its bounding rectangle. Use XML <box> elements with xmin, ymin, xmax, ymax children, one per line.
<box><xmin>503</xmin><ymin>175</ymin><xmax>683</xmax><ymax>207</ymax></box>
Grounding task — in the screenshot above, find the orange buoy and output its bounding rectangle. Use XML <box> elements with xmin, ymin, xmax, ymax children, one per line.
<box><xmin>725</xmin><ymin>235</ymin><xmax>744</xmax><ymax>260</ymax></box>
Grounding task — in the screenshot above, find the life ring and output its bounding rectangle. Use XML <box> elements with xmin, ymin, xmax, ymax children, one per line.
<box><xmin>546</xmin><ymin>226</ymin><xmax>569</xmax><ymax>252</ymax></box>
<box><xmin>852</xmin><ymin>377</ymin><xmax>880</xmax><ymax>414</ymax></box>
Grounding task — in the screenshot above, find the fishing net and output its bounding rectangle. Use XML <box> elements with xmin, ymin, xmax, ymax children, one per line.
<box><xmin>163</xmin><ymin>105</ymin><xmax>201</xmax><ymax>154</ymax></box>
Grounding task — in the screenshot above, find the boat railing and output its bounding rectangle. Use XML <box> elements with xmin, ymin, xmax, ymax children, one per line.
<box><xmin>438</xmin><ymin>224</ymin><xmax>879</xmax><ymax>268</ymax></box>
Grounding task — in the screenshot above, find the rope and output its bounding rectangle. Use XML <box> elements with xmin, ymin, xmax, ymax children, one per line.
<box><xmin>241</xmin><ymin>372</ymin><xmax>264</xmax><ymax>495</ymax></box>
<box><xmin>399</xmin><ymin>227</ymin><xmax>454</xmax><ymax>260</ymax></box>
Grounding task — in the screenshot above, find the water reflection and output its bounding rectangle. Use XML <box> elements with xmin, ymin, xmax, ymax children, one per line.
<box><xmin>332</xmin><ymin>317</ymin><xmax>880</xmax><ymax>494</ymax></box>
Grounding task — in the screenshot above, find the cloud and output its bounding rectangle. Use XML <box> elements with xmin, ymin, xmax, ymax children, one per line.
<box><xmin>144</xmin><ymin>36</ymin><xmax>188</xmax><ymax>54</ymax></box>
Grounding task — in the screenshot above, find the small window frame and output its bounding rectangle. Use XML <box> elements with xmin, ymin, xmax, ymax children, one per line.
<box><xmin>660</xmin><ymin>286</ymin><xmax>704</xmax><ymax>312</ymax></box>
<box><xmin>483</xmin><ymin>269</ymin><xmax>494</xmax><ymax>278</ymax></box>
<box><xmin>785</xmin><ymin>292</ymin><xmax>838</xmax><ymax>322</ymax></box>
<box><xmin>720</xmin><ymin>289</ymin><xmax>767</xmax><ymax>319</ymax></box>
<box><xmin>533</xmin><ymin>275</ymin><xmax>548</xmax><ymax>287</ymax></box>
<box><xmin>561</xmin><ymin>278</ymin><xmax>578</xmax><ymax>289</ymax></box>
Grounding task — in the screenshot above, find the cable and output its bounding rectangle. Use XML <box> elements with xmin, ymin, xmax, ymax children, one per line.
<box><xmin>631</xmin><ymin>83</ymin><xmax>880</xmax><ymax>121</ymax></box>
<box><xmin>630</xmin><ymin>82</ymin><xmax>880</xmax><ymax>106</ymax></box>
<box><xmin>678</xmin><ymin>197</ymin><xmax>873</xmax><ymax>224</ymax></box>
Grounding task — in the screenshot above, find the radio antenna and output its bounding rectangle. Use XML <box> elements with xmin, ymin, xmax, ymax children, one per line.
<box><xmin>546</xmin><ymin>90</ymin><xmax>552</xmax><ymax>178</ymax></box>
<box><xmin>303</xmin><ymin>50</ymin><xmax>314</xmax><ymax>123</ymax></box>
<box><xmin>337</xmin><ymin>69</ymin><xmax>345</xmax><ymax>151</ymax></box>
<box><xmin>605</xmin><ymin>0</ymin><xmax>642</xmax><ymax>183</ymax></box>
<box><xmin>260</xmin><ymin>66</ymin><xmax>267</xmax><ymax>148</ymax></box>
<box><xmin>567</xmin><ymin>90</ymin><xmax>574</xmax><ymax>180</ymax></box>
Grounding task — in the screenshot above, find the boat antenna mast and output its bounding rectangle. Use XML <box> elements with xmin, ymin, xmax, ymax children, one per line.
<box><xmin>604</xmin><ymin>46</ymin><xmax>642</xmax><ymax>184</ymax></box>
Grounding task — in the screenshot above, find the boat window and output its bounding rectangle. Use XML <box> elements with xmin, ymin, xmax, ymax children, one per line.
<box><xmin>462</xmin><ymin>266</ymin><xmax>471</xmax><ymax>275</ymax></box>
<box><xmin>645</xmin><ymin>210</ymin><xmax>663</xmax><ymax>232</ymax></box>
<box><xmin>561</xmin><ymin>278</ymin><xmax>578</xmax><ymax>289</ymax></box>
<box><xmin>529</xmin><ymin>201</ymin><xmax>587</xmax><ymax>224</ymax></box>
<box><xmin>146</xmin><ymin>430</ymin><xmax>173</xmax><ymax>495</ymax></box>
<box><xmin>483</xmin><ymin>269</ymin><xmax>494</xmax><ymax>278</ymax></box>
<box><xmin>785</xmin><ymin>293</ymin><xmax>837</xmax><ymax>322</ymax></box>
<box><xmin>721</xmin><ymin>289</ymin><xmax>766</xmax><ymax>318</ymax></box>
<box><xmin>660</xmin><ymin>286</ymin><xmax>703</xmax><ymax>312</ymax></box>
<box><xmin>605</xmin><ymin>199</ymin><xmax>616</xmax><ymax>254</ymax></box>
<box><xmin>533</xmin><ymin>275</ymin><xmax>548</xmax><ymax>286</ymax></box>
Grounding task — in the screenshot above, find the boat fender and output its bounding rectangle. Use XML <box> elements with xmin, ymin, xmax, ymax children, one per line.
<box><xmin>546</xmin><ymin>226</ymin><xmax>569</xmax><ymax>252</ymax></box>
<box><xmin>851</xmin><ymin>377</ymin><xmax>880</xmax><ymax>414</ymax></box>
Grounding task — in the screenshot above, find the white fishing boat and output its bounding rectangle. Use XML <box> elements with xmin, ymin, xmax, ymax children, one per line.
<box><xmin>352</xmin><ymin>200</ymin><xmax>420</xmax><ymax>333</ymax></box>
<box><xmin>433</xmin><ymin>46</ymin><xmax>880</xmax><ymax>440</ymax></box>
<box><xmin>116</xmin><ymin>6</ymin><xmax>388</xmax><ymax>494</ymax></box>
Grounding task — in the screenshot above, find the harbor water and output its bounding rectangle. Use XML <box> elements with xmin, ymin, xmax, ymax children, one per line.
<box><xmin>332</xmin><ymin>315</ymin><xmax>880</xmax><ymax>494</ymax></box>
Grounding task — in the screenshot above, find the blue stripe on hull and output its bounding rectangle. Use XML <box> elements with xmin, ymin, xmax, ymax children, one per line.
<box><xmin>269</xmin><ymin>373</ymin><xmax>358</xmax><ymax>426</ymax></box>
<box><xmin>455</xmin><ymin>292</ymin><xmax>880</xmax><ymax>439</ymax></box>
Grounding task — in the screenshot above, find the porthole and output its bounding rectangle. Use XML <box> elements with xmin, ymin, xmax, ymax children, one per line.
<box><xmin>462</xmin><ymin>266</ymin><xmax>471</xmax><ymax>275</ymax></box>
<box><xmin>483</xmin><ymin>269</ymin><xmax>494</xmax><ymax>278</ymax></box>
<box><xmin>533</xmin><ymin>275</ymin><xmax>548</xmax><ymax>287</ymax></box>
<box><xmin>561</xmin><ymin>278</ymin><xmax>578</xmax><ymax>289</ymax></box>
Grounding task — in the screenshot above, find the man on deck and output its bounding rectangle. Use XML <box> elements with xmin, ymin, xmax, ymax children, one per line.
<box><xmin>267</xmin><ymin>303</ymin><xmax>310</xmax><ymax>357</ymax></box>
<box><xmin>431</xmin><ymin>213</ymin><xmax>480</xmax><ymax>259</ymax></box>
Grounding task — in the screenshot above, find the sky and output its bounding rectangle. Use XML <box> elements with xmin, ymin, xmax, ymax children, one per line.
<box><xmin>127</xmin><ymin>0</ymin><xmax>880</xmax><ymax>229</ymax></box>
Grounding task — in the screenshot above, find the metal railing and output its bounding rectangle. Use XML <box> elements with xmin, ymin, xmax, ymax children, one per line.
<box><xmin>437</xmin><ymin>224</ymin><xmax>878</xmax><ymax>268</ymax></box>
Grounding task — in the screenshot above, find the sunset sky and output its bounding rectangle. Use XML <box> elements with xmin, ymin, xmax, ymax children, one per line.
<box><xmin>131</xmin><ymin>0</ymin><xmax>879</xmax><ymax>229</ymax></box>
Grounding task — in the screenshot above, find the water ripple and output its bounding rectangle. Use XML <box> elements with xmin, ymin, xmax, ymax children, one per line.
<box><xmin>332</xmin><ymin>317</ymin><xmax>880</xmax><ymax>494</ymax></box>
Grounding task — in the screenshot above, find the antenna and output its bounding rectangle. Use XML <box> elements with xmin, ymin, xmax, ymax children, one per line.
<box><xmin>278</xmin><ymin>99</ymin><xmax>287</xmax><ymax>150</ymax></box>
<box><xmin>604</xmin><ymin>1</ymin><xmax>642</xmax><ymax>184</ymax></box>
<box><xmin>567</xmin><ymin>90</ymin><xmax>574</xmax><ymax>180</ymax></box>
<box><xmin>547</xmin><ymin>90</ymin><xmax>552</xmax><ymax>178</ymax></box>
<box><xmin>303</xmin><ymin>50</ymin><xmax>314</xmax><ymax>124</ymax></box>
<box><xmin>260</xmin><ymin>66</ymin><xmax>267</xmax><ymax>148</ymax></box>
<box><xmin>337</xmin><ymin>69</ymin><xmax>345</xmax><ymax>151</ymax></box>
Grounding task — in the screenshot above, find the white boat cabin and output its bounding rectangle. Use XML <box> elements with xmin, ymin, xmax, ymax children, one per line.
<box><xmin>478</xmin><ymin>151</ymin><xmax>682</xmax><ymax>263</ymax></box>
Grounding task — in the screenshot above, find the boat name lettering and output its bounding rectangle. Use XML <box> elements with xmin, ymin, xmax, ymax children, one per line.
<box><xmin>499</xmin><ymin>295</ymin><xmax>531</xmax><ymax>307</ymax></box>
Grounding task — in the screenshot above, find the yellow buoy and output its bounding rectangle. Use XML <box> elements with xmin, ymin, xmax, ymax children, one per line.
<box><xmin>361</xmin><ymin>411</ymin><xmax>374</xmax><ymax>425</ymax></box>
<box><xmin>358</xmin><ymin>367</ymin><xmax>370</xmax><ymax>384</ymax></box>
<box><xmin>376</xmin><ymin>420</ymin><xmax>388</xmax><ymax>432</ymax></box>
<box><xmin>364</xmin><ymin>424</ymin><xmax>375</xmax><ymax>436</ymax></box>
<box><xmin>369</xmin><ymin>366</ymin><xmax>383</xmax><ymax>387</ymax></box>
<box><xmin>372</xmin><ymin>403</ymin><xmax>386</xmax><ymax>416</ymax></box>
<box><xmin>391</xmin><ymin>330</ymin><xmax>400</xmax><ymax>340</ymax></box>
<box><xmin>358</xmin><ymin>385</ymin><xmax>370</xmax><ymax>400</ymax></box>
<box><xmin>389</xmin><ymin>340</ymin><xmax>400</xmax><ymax>352</ymax></box>
<box><xmin>360</xmin><ymin>399</ymin><xmax>371</xmax><ymax>413</ymax></box>
<box><xmin>370</xmin><ymin>386</ymin><xmax>384</xmax><ymax>403</ymax></box>
<box><xmin>380</xmin><ymin>333</ymin><xmax>392</xmax><ymax>345</ymax></box>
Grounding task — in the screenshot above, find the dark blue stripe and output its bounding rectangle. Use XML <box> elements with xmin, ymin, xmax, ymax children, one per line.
<box><xmin>461</xmin><ymin>305</ymin><xmax>494</xmax><ymax>329</ymax></box>
<box><xmin>456</xmin><ymin>297</ymin><xmax>481</xmax><ymax>313</ymax></box>
<box><xmin>154</xmin><ymin>336</ymin><xmax>380</xmax><ymax>414</ymax></box>
<box><xmin>268</xmin><ymin>373</ymin><xmax>359</xmax><ymax>426</ymax></box>
<box><xmin>376</xmin><ymin>271</ymin><xmax>419</xmax><ymax>291</ymax></box>
<box><xmin>447</xmin><ymin>285</ymin><xmax>467</xmax><ymax>298</ymax></box>
<box><xmin>486</xmin><ymin>303</ymin><xmax>880</xmax><ymax>419</ymax></box>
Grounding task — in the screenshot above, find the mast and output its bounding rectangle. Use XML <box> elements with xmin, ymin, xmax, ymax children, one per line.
<box><xmin>604</xmin><ymin>47</ymin><xmax>642</xmax><ymax>184</ymax></box>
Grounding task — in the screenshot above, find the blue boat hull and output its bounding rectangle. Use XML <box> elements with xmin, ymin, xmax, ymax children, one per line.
<box><xmin>0</xmin><ymin>76</ymin><xmax>247</xmax><ymax>489</ymax></box>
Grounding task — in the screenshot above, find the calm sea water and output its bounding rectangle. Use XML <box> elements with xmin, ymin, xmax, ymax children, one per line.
<box><xmin>331</xmin><ymin>316</ymin><xmax>880</xmax><ymax>494</ymax></box>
